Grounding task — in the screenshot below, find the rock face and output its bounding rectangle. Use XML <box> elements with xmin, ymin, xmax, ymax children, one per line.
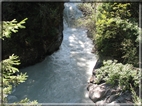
<box><xmin>2</xmin><ymin>2</ymin><xmax>64</xmax><ymax>68</ymax></box>
<box><xmin>87</xmin><ymin>59</ymin><xmax>134</xmax><ymax>105</ymax></box>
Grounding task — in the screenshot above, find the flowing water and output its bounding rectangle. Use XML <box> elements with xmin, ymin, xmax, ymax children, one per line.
<box><xmin>8</xmin><ymin>2</ymin><xmax>97</xmax><ymax>104</ymax></box>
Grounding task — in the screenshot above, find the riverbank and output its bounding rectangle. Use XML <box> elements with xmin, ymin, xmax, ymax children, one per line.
<box><xmin>76</xmin><ymin>3</ymin><xmax>140</xmax><ymax>105</ymax></box>
<box><xmin>87</xmin><ymin>60</ymin><xmax>135</xmax><ymax>105</ymax></box>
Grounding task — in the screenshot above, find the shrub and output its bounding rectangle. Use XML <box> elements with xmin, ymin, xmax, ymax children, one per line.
<box><xmin>94</xmin><ymin>60</ymin><xmax>140</xmax><ymax>91</ymax></box>
<box><xmin>76</xmin><ymin>3</ymin><xmax>139</xmax><ymax>67</ymax></box>
<box><xmin>97</xmin><ymin>3</ymin><xmax>139</xmax><ymax>23</ymax></box>
<box><xmin>95</xmin><ymin>17</ymin><xmax>139</xmax><ymax>66</ymax></box>
<box><xmin>95</xmin><ymin>3</ymin><xmax>139</xmax><ymax>67</ymax></box>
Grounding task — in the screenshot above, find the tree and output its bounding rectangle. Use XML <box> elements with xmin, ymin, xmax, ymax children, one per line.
<box><xmin>1</xmin><ymin>18</ymin><xmax>38</xmax><ymax>105</ymax></box>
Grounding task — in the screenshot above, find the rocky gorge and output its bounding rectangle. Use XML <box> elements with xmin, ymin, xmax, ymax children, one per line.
<box><xmin>2</xmin><ymin>2</ymin><xmax>64</xmax><ymax>68</ymax></box>
<box><xmin>76</xmin><ymin>3</ymin><xmax>140</xmax><ymax>105</ymax></box>
<box><xmin>2</xmin><ymin>1</ymin><xmax>140</xmax><ymax>105</ymax></box>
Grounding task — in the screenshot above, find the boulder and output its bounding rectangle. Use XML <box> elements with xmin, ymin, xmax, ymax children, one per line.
<box><xmin>87</xmin><ymin>82</ymin><xmax>133</xmax><ymax>104</ymax></box>
<box><xmin>2</xmin><ymin>2</ymin><xmax>64</xmax><ymax>68</ymax></box>
<box><xmin>88</xmin><ymin>83</ymin><xmax>110</xmax><ymax>102</ymax></box>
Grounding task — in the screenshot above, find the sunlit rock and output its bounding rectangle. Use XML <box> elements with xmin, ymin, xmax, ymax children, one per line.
<box><xmin>88</xmin><ymin>83</ymin><xmax>108</xmax><ymax>102</ymax></box>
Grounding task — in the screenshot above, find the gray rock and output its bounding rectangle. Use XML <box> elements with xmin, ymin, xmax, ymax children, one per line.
<box><xmin>89</xmin><ymin>83</ymin><xmax>110</xmax><ymax>102</ymax></box>
<box><xmin>96</xmin><ymin>100</ymin><xmax>106</xmax><ymax>106</ymax></box>
<box><xmin>92</xmin><ymin>59</ymin><xmax>103</xmax><ymax>75</ymax></box>
<box><xmin>116</xmin><ymin>92</ymin><xmax>133</xmax><ymax>103</ymax></box>
<box><xmin>89</xmin><ymin>75</ymin><xmax>95</xmax><ymax>83</ymax></box>
<box><xmin>87</xmin><ymin>81</ymin><xmax>134</xmax><ymax>105</ymax></box>
<box><xmin>88</xmin><ymin>58</ymin><xmax>134</xmax><ymax>105</ymax></box>
<box><xmin>106</xmin><ymin>102</ymin><xmax>120</xmax><ymax>106</ymax></box>
<box><xmin>106</xmin><ymin>94</ymin><xmax>119</xmax><ymax>103</ymax></box>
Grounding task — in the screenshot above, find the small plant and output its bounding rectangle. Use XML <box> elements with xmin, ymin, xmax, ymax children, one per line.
<box><xmin>94</xmin><ymin>60</ymin><xmax>140</xmax><ymax>91</ymax></box>
<box><xmin>12</xmin><ymin>98</ymin><xmax>38</xmax><ymax>106</ymax></box>
<box><xmin>130</xmin><ymin>85</ymin><xmax>142</xmax><ymax>106</ymax></box>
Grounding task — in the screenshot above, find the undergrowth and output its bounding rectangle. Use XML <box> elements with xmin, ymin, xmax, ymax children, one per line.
<box><xmin>94</xmin><ymin>60</ymin><xmax>140</xmax><ymax>91</ymax></box>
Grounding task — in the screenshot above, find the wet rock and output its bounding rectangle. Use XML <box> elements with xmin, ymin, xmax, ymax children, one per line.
<box><xmin>116</xmin><ymin>91</ymin><xmax>133</xmax><ymax>103</ymax></box>
<box><xmin>89</xmin><ymin>75</ymin><xmax>95</xmax><ymax>83</ymax></box>
<box><xmin>92</xmin><ymin>59</ymin><xmax>103</xmax><ymax>75</ymax></box>
<box><xmin>87</xmin><ymin>62</ymin><xmax>136</xmax><ymax>105</ymax></box>
<box><xmin>87</xmin><ymin>57</ymin><xmax>134</xmax><ymax>105</ymax></box>
<box><xmin>106</xmin><ymin>94</ymin><xmax>119</xmax><ymax>103</ymax></box>
<box><xmin>95</xmin><ymin>100</ymin><xmax>106</xmax><ymax>106</ymax></box>
<box><xmin>87</xmin><ymin>83</ymin><xmax>97</xmax><ymax>91</ymax></box>
<box><xmin>87</xmin><ymin>77</ymin><xmax>133</xmax><ymax>104</ymax></box>
<box><xmin>88</xmin><ymin>83</ymin><xmax>110</xmax><ymax>102</ymax></box>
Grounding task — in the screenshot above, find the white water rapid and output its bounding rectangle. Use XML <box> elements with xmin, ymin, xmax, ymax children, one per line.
<box><xmin>8</xmin><ymin>2</ymin><xmax>97</xmax><ymax>104</ymax></box>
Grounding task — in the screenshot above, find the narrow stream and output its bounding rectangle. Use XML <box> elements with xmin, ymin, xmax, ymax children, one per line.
<box><xmin>8</xmin><ymin>2</ymin><xmax>97</xmax><ymax>103</ymax></box>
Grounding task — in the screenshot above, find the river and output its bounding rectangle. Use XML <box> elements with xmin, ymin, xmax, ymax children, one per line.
<box><xmin>8</xmin><ymin>2</ymin><xmax>97</xmax><ymax>104</ymax></box>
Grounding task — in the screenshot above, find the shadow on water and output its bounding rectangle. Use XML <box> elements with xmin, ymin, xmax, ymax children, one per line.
<box><xmin>9</xmin><ymin>3</ymin><xmax>97</xmax><ymax>103</ymax></box>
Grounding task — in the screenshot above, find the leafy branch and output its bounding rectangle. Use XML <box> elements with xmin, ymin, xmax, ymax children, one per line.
<box><xmin>1</xmin><ymin>18</ymin><xmax>28</xmax><ymax>40</ymax></box>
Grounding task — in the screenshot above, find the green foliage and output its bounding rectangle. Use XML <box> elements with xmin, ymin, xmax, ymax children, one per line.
<box><xmin>1</xmin><ymin>19</ymin><xmax>28</xmax><ymax>103</ymax></box>
<box><xmin>130</xmin><ymin>85</ymin><xmax>142</xmax><ymax>106</ymax></box>
<box><xmin>95</xmin><ymin>17</ymin><xmax>139</xmax><ymax>66</ymax></box>
<box><xmin>78</xmin><ymin>3</ymin><xmax>141</xmax><ymax>103</ymax></box>
<box><xmin>95</xmin><ymin>3</ymin><xmax>139</xmax><ymax>66</ymax></box>
<box><xmin>94</xmin><ymin>60</ymin><xmax>140</xmax><ymax>91</ymax></box>
<box><xmin>1</xmin><ymin>54</ymin><xmax>28</xmax><ymax>103</ymax></box>
<box><xmin>1</xmin><ymin>18</ymin><xmax>28</xmax><ymax>40</ymax></box>
<box><xmin>1</xmin><ymin>18</ymin><xmax>38</xmax><ymax>104</ymax></box>
<box><xmin>97</xmin><ymin>3</ymin><xmax>139</xmax><ymax>23</ymax></box>
<box><xmin>77</xmin><ymin>3</ymin><xmax>139</xmax><ymax>66</ymax></box>
<box><xmin>97</xmin><ymin>3</ymin><xmax>132</xmax><ymax>20</ymax></box>
<box><xmin>12</xmin><ymin>98</ymin><xmax>39</xmax><ymax>106</ymax></box>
